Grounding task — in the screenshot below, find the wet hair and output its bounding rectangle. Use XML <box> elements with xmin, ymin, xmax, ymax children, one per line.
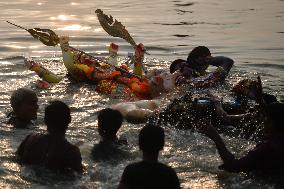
<box><xmin>187</xmin><ymin>46</ymin><xmax>211</xmax><ymax>62</ymax></box>
<box><xmin>10</xmin><ymin>88</ymin><xmax>37</xmax><ymax>111</ymax></box>
<box><xmin>170</xmin><ymin>59</ymin><xmax>186</xmax><ymax>74</ymax></box>
<box><xmin>44</xmin><ymin>101</ymin><xmax>71</xmax><ymax>134</ymax></box>
<box><xmin>232</xmin><ymin>79</ymin><xmax>260</xmax><ymax>97</ymax></box>
<box><xmin>139</xmin><ymin>124</ymin><xmax>165</xmax><ymax>153</ymax></box>
<box><xmin>266</xmin><ymin>102</ymin><xmax>284</xmax><ymax>132</ymax></box>
<box><xmin>97</xmin><ymin>108</ymin><xmax>123</xmax><ymax>138</ymax></box>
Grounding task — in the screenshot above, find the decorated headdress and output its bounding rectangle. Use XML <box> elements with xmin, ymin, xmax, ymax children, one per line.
<box><xmin>108</xmin><ymin>43</ymin><xmax>119</xmax><ymax>53</ymax></box>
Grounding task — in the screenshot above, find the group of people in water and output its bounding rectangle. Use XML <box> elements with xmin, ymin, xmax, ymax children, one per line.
<box><xmin>7</xmin><ymin>87</ymin><xmax>181</xmax><ymax>188</ymax></box>
<box><xmin>6</xmin><ymin>43</ymin><xmax>284</xmax><ymax>188</ymax></box>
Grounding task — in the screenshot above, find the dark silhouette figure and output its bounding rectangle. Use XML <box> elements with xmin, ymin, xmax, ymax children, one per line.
<box><xmin>17</xmin><ymin>101</ymin><xmax>83</xmax><ymax>173</ymax></box>
<box><xmin>118</xmin><ymin>124</ymin><xmax>180</xmax><ymax>189</ymax></box>
<box><xmin>92</xmin><ymin>108</ymin><xmax>129</xmax><ymax>162</ymax></box>
<box><xmin>198</xmin><ymin>102</ymin><xmax>284</xmax><ymax>174</ymax></box>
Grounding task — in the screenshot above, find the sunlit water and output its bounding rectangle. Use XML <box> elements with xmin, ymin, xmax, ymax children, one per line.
<box><xmin>0</xmin><ymin>0</ymin><xmax>283</xmax><ymax>188</ymax></box>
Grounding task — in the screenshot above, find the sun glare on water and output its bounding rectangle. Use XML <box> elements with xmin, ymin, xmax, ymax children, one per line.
<box><xmin>50</xmin><ymin>15</ymin><xmax>68</xmax><ymax>21</ymax></box>
<box><xmin>6</xmin><ymin>45</ymin><xmax>25</xmax><ymax>49</ymax></box>
<box><xmin>58</xmin><ymin>15</ymin><xmax>68</xmax><ymax>21</ymax></box>
<box><xmin>58</xmin><ymin>25</ymin><xmax>91</xmax><ymax>31</ymax></box>
<box><xmin>70</xmin><ymin>2</ymin><xmax>78</xmax><ymax>6</ymax></box>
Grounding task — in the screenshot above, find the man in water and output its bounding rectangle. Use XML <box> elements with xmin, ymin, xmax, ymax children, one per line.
<box><xmin>118</xmin><ymin>124</ymin><xmax>181</xmax><ymax>189</ymax></box>
<box><xmin>16</xmin><ymin>101</ymin><xmax>83</xmax><ymax>173</ymax></box>
<box><xmin>170</xmin><ymin>46</ymin><xmax>234</xmax><ymax>87</ymax></box>
<box><xmin>92</xmin><ymin>108</ymin><xmax>129</xmax><ymax>162</ymax></box>
<box><xmin>198</xmin><ymin>102</ymin><xmax>284</xmax><ymax>174</ymax></box>
<box><xmin>186</xmin><ymin>46</ymin><xmax>233</xmax><ymax>76</ymax></box>
<box><xmin>211</xmin><ymin>77</ymin><xmax>278</xmax><ymax>139</ymax></box>
<box><xmin>8</xmin><ymin>88</ymin><xmax>38</xmax><ymax>128</ymax></box>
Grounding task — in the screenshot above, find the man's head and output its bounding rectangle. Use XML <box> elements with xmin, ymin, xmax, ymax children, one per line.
<box><xmin>10</xmin><ymin>88</ymin><xmax>38</xmax><ymax>121</ymax></box>
<box><xmin>186</xmin><ymin>46</ymin><xmax>211</xmax><ymax>74</ymax></box>
<box><xmin>187</xmin><ymin>46</ymin><xmax>211</xmax><ymax>62</ymax></box>
<box><xmin>264</xmin><ymin>102</ymin><xmax>284</xmax><ymax>134</ymax></box>
<box><xmin>170</xmin><ymin>59</ymin><xmax>187</xmax><ymax>74</ymax></box>
<box><xmin>97</xmin><ymin>108</ymin><xmax>123</xmax><ymax>139</ymax></box>
<box><xmin>139</xmin><ymin>124</ymin><xmax>165</xmax><ymax>153</ymax></box>
<box><xmin>44</xmin><ymin>101</ymin><xmax>71</xmax><ymax>135</ymax></box>
<box><xmin>232</xmin><ymin>79</ymin><xmax>262</xmax><ymax>100</ymax></box>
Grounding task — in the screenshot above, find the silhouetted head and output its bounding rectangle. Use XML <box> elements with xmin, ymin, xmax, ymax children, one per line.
<box><xmin>44</xmin><ymin>101</ymin><xmax>71</xmax><ymax>135</ymax></box>
<box><xmin>186</xmin><ymin>46</ymin><xmax>211</xmax><ymax>74</ymax></box>
<box><xmin>170</xmin><ymin>59</ymin><xmax>187</xmax><ymax>74</ymax></box>
<box><xmin>187</xmin><ymin>46</ymin><xmax>211</xmax><ymax>62</ymax></box>
<box><xmin>10</xmin><ymin>88</ymin><xmax>38</xmax><ymax>121</ymax></box>
<box><xmin>232</xmin><ymin>79</ymin><xmax>262</xmax><ymax>100</ymax></box>
<box><xmin>98</xmin><ymin>108</ymin><xmax>123</xmax><ymax>139</ymax></box>
<box><xmin>139</xmin><ymin>124</ymin><xmax>165</xmax><ymax>153</ymax></box>
<box><xmin>264</xmin><ymin>102</ymin><xmax>284</xmax><ymax>134</ymax></box>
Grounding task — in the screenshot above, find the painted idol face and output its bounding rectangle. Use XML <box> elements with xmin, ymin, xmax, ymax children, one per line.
<box><xmin>59</xmin><ymin>36</ymin><xmax>70</xmax><ymax>51</ymax></box>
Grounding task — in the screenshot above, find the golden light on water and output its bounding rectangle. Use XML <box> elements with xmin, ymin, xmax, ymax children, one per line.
<box><xmin>182</xmin><ymin>175</ymin><xmax>219</xmax><ymax>189</ymax></box>
<box><xmin>58</xmin><ymin>24</ymin><xmax>91</xmax><ymax>31</ymax></box>
<box><xmin>58</xmin><ymin>15</ymin><xmax>68</xmax><ymax>21</ymax></box>
<box><xmin>6</xmin><ymin>45</ymin><xmax>25</xmax><ymax>49</ymax></box>
<box><xmin>49</xmin><ymin>15</ymin><xmax>69</xmax><ymax>21</ymax></box>
<box><xmin>6</xmin><ymin>45</ymin><xmax>40</xmax><ymax>49</ymax></box>
<box><xmin>94</xmin><ymin>28</ymin><xmax>103</xmax><ymax>32</ymax></box>
<box><xmin>29</xmin><ymin>45</ymin><xmax>40</xmax><ymax>49</ymax></box>
<box><xmin>95</xmin><ymin>51</ymin><xmax>104</xmax><ymax>55</ymax></box>
<box><xmin>70</xmin><ymin>2</ymin><xmax>78</xmax><ymax>5</ymax></box>
<box><xmin>0</xmin><ymin>61</ymin><xmax>13</xmax><ymax>65</ymax></box>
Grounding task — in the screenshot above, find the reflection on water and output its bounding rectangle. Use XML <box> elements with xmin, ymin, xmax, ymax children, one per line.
<box><xmin>0</xmin><ymin>0</ymin><xmax>283</xmax><ymax>188</ymax></box>
<box><xmin>58</xmin><ymin>24</ymin><xmax>92</xmax><ymax>31</ymax></box>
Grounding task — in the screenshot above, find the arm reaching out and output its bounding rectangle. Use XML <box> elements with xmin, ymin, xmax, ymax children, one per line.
<box><xmin>197</xmin><ymin>121</ymin><xmax>235</xmax><ymax>165</ymax></box>
<box><xmin>206</xmin><ymin>56</ymin><xmax>234</xmax><ymax>74</ymax></box>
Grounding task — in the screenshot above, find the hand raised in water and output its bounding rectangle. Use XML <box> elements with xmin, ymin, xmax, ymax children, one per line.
<box><xmin>207</xmin><ymin>93</ymin><xmax>228</xmax><ymax>120</ymax></box>
<box><xmin>195</xmin><ymin>119</ymin><xmax>220</xmax><ymax>140</ymax></box>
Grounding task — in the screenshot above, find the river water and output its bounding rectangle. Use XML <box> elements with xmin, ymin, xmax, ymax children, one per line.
<box><xmin>0</xmin><ymin>0</ymin><xmax>283</xmax><ymax>188</ymax></box>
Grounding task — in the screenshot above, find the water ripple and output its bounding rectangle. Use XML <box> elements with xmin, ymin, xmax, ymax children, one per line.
<box><xmin>153</xmin><ymin>21</ymin><xmax>235</xmax><ymax>26</ymax></box>
<box><xmin>174</xmin><ymin>3</ymin><xmax>194</xmax><ymax>7</ymax></box>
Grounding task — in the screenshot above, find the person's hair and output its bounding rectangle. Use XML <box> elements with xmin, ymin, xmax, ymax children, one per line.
<box><xmin>170</xmin><ymin>59</ymin><xmax>186</xmax><ymax>74</ymax></box>
<box><xmin>186</xmin><ymin>46</ymin><xmax>211</xmax><ymax>69</ymax></box>
<box><xmin>97</xmin><ymin>108</ymin><xmax>123</xmax><ymax>138</ymax></box>
<box><xmin>266</xmin><ymin>102</ymin><xmax>284</xmax><ymax>132</ymax></box>
<box><xmin>232</xmin><ymin>79</ymin><xmax>260</xmax><ymax>97</ymax></box>
<box><xmin>139</xmin><ymin>124</ymin><xmax>165</xmax><ymax>153</ymax></box>
<box><xmin>44</xmin><ymin>100</ymin><xmax>71</xmax><ymax>134</ymax></box>
<box><xmin>10</xmin><ymin>88</ymin><xmax>37</xmax><ymax>111</ymax></box>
